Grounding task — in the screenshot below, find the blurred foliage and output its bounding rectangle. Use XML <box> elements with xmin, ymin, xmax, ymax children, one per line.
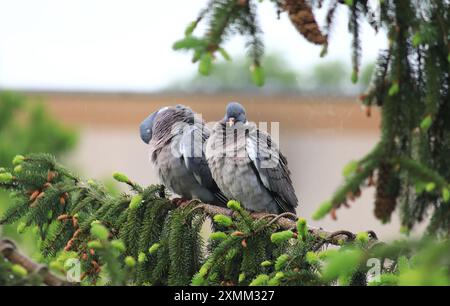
<box><xmin>309</xmin><ymin>61</ymin><xmax>348</xmax><ymax>90</ymax></box>
<box><xmin>171</xmin><ymin>53</ymin><xmax>373</xmax><ymax>95</ymax></box>
<box><xmin>0</xmin><ymin>92</ymin><xmax>77</xmax><ymax>163</ymax></box>
<box><xmin>367</xmin><ymin>238</ymin><xmax>450</xmax><ymax>286</ymax></box>
<box><xmin>172</xmin><ymin>54</ymin><xmax>299</xmax><ymax>93</ymax></box>
<box><xmin>359</xmin><ymin>63</ymin><xmax>375</xmax><ymax>89</ymax></box>
<box><xmin>0</xmin><ymin>91</ymin><xmax>77</xmax><ymax>254</ymax></box>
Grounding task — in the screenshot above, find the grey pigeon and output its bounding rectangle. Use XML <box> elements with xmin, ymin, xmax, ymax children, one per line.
<box><xmin>206</xmin><ymin>102</ymin><xmax>298</xmax><ymax>214</ymax></box>
<box><xmin>140</xmin><ymin>105</ymin><xmax>228</xmax><ymax>206</ymax></box>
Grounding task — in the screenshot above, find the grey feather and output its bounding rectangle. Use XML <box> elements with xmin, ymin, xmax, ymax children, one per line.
<box><xmin>206</xmin><ymin>103</ymin><xmax>298</xmax><ymax>214</ymax></box>
<box><xmin>141</xmin><ymin>105</ymin><xmax>228</xmax><ymax>206</ymax></box>
<box><xmin>246</xmin><ymin>128</ymin><xmax>298</xmax><ymax>213</ymax></box>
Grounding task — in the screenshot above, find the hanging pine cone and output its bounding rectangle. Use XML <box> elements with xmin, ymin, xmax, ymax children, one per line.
<box><xmin>374</xmin><ymin>163</ymin><xmax>400</xmax><ymax>222</ymax></box>
<box><xmin>374</xmin><ymin>196</ymin><xmax>396</xmax><ymax>222</ymax></box>
<box><xmin>282</xmin><ymin>0</ymin><xmax>327</xmax><ymax>45</ymax></box>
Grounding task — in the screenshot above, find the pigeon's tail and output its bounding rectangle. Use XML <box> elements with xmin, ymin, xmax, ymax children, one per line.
<box><xmin>273</xmin><ymin>194</ymin><xmax>297</xmax><ymax>215</ymax></box>
<box><xmin>213</xmin><ymin>191</ymin><xmax>229</xmax><ymax>207</ymax></box>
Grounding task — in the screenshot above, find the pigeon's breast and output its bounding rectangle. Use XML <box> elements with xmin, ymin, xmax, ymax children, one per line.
<box><xmin>206</xmin><ymin>128</ymin><xmax>277</xmax><ymax>213</ymax></box>
<box><xmin>222</xmin><ymin>157</ymin><xmax>276</xmax><ymax>212</ymax></box>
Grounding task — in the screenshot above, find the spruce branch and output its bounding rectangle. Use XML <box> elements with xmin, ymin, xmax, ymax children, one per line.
<box><xmin>0</xmin><ymin>239</ymin><xmax>70</xmax><ymax>286</ymax></box>
<box><xmin>4</xmin><ymin>153</ymin><xmax>450</xmax><ymax>285</ymax></box>
<box><xmin>186</xmin><ymin>201</ymin><xmax>378</xmax><ymax>247</ymax></box>
<box><xmin>395</xmin><ymin>157</ymin><xmax>449</xmax><ymax>191</ymax></box>
<box><xmin>349</xmin><ymin>1</ymin><xmax>362</xmax><ymax>83</ymax></box>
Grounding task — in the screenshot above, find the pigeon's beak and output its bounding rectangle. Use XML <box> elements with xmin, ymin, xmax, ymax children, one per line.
<box><xmin>227</xmin><ymin>117</ymin><xmax>235</xmax><ymax>127</ymax></box>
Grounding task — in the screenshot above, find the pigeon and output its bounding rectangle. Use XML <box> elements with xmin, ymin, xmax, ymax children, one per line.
<box><xmin>206</xmin><ymin>102</ymin><xmax>298</xmax><ymax>214</ymax></box>
<box><xmin>140</xmin><ymin>105</ymin><xmax>228</xmax><ymax>206</ymax></box>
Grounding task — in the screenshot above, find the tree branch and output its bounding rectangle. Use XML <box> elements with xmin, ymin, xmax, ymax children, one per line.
<box><xmin>0</xmin><ymin>201</ymin><xmax>380</xmax><ymax>287</ymax></box>
<box><xmin>0</xmin><ymin>238</ymin><xmax>70</xmax><ymax>286</ymax></box>
<box><xmin>189</xmin><ymin>202</ymin><xmax>380</xmax><ymax>246</ymax></box>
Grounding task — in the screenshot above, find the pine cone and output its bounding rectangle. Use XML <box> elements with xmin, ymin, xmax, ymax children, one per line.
<box><xmin>374</xmin><ymin>196</ymin><xmax>396</xmax><ymax>222</ymax></box>
<box><xmin>282</xmin><ymin>0</ymin><xmax>327</xmax><ymax>45</ymax></box>
<box><xmin>374</xmin><ymin>163</ymin><xmax>399</xmax><ymax>222</ymax></box>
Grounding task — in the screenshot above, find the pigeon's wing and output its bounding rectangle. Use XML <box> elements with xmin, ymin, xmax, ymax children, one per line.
<box><xmin>246</xmin><ymin>128</ymin><xmax>298</xmax><ymax>213</ymax></box>
<box><xmin>179</xmin><ymin>124</ymin><xmax>228</xmax><ymax>206</ymax></box>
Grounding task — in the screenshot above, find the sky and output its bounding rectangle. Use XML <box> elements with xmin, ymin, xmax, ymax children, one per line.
<box><xmin>0</xmin><ymin>0</ymin><xmax>387</xmax><ymax>92</ymax></box>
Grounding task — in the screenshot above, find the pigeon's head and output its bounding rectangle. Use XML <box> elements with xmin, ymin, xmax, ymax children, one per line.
<box><xmin>139</xmin><ymin>106</ymin><xmax>169</xmax><ymax>144</ymax></box>
<box><xmin>223</xmin><ymin>102</ymin><xmax>247</xmax><ymax>126</ymax></box>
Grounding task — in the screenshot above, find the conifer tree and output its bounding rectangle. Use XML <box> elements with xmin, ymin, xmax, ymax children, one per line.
<box><xmin>1</xmin><ymin>154</ymin><xmax>449</xmax><ymax>286</ymax></box>
<box><xmin>0</xmin><ymin>92</ymin><xmax>77</xmax><ymax>253</ymax></box>
<box><xmin>174</xmin><ymin>0</ymin><xmax>450</xmax><ymax>234</ymax></box>
<box><xmin>1</xmin><ymin>0</ymin><xmax>450</xmax><ymax>286</ymax></box>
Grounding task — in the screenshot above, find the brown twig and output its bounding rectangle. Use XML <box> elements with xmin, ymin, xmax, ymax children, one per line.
<box><xmin>0</xmin><ymin>238</ymin><xmax>70</xmax><ymax>286</ymax></box>
<box><xmin>264</xmin><ymin>212</ymin><xmax>298</xmax><ymax>227</ymax></box>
